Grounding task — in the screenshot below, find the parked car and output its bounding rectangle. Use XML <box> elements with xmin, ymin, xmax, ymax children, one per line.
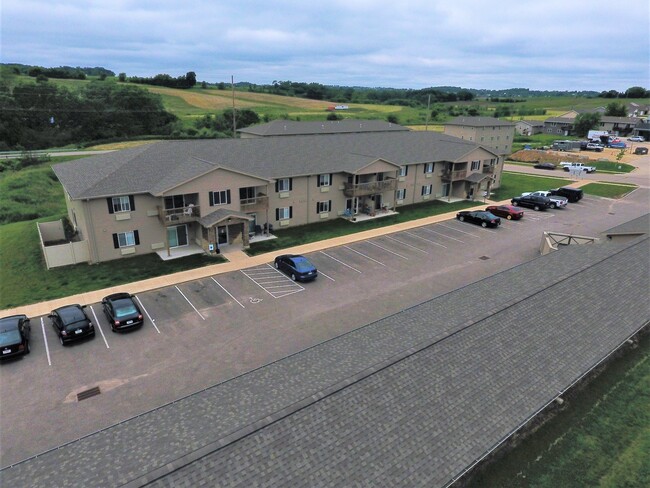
<box><xmin>627</xmin><ymin>136</ymin><xmax>644</xmax><ymax>142</ymax></box>
<box><xmin>585</xmin><ymin>143</ymin><xmax>604</xmax><ymax>152</ymax></box>
<box><xmin>274</xmin><ymin>254</ymin><xmax>318</xmax><ymax>281</ymax></box>
<box><xmin>485</xmin><ymin>205</ymin><xmax>524</xmax><ymax>220</ymax></box>
<box><xmin>520</xmin><ymin>191</ymin><xmax>568</xmax><ymax>209</ymax></box>
<box><xmin>608</xmin><ymin>141</ymin><xmax>627</xmax><ymax>148</ymax></box>
<box><xmin>0</xmin><ymin>315</ymin><xmax>31</xmax><ymax>359</ymax></box>
<box><xmin>533</xmin><ymin>162</ymin><xmax>556</xmax><ymax>170</ymax></box>
<box><xmin>559</xmin><ymin>162</ymin><xmax>597</xmax><ymax>173</ymax></box>
<box><xmin>511</xmin><ymin>194</ymin><xmax>552</xmax><ymax>211</ymax></box>
<box><xmin>634</xmin><ymin>147</ymin><xmax>648</xmax><ymax>155</ymax></box>
<box><xmin>102</xmin><ymin>293</ymin><xmax>144</xmax><ymax>332</ymax></box>
<box><xmin>549</xmin><ymin>186</ymin><xmax>583</xmax><ymax>203</ymax></box>
<box><xmin>49</xmin><ymin>305</ymin><xmax>95</xmax><ymax>345</ymax></box>
<box><xmin>456</xmin><ymin>210</ymin><xmax>501</xmax><ymax>228</ymax></box>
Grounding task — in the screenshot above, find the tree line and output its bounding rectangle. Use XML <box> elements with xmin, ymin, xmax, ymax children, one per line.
<box><xmin>0</xmin><ymin>79</ymin><xmax>177</xmax><ymax>150</ymax></box>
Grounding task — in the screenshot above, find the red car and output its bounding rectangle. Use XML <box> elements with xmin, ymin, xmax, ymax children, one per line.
<box><xmin>485</xmin><ymin>205</ymin><xmax>524</xmax><ymax>220</ymax></box>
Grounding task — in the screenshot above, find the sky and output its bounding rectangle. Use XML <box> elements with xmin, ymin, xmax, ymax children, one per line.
<box><xmin>2</xmin><ymin>0</ymin><xmax>649</xmax><ymax>92</ymax></box>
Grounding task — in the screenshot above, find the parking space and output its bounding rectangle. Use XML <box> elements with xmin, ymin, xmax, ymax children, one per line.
<box><xmin>3</xmin><ymin>189</ymin><xmax>648</xmax><ymax>467</ymax></box>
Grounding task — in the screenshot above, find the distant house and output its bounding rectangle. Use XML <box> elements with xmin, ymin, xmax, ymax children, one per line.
<box><xmin>627</xmin><ymin>102</ymin><xmax>650</xmax><ymax>118</ymax></box>
<box><xmin>515</xmin><ymin>120</ymin><xmax>545</xmax><ymax>136</ymax></box>
<box><xmin>237</xmin><ymin>119</ymin><xmax>410</xmax><ymax>138</ymax></box>
<box><xmin>597</xmin><ymin>116</ymin><xmax>643</xmax><ymax>136</ymax></box>
<box><xmin>543</xmin><ymin>117</ymin><xmax>575</xmax><ymax>136</ymax></box>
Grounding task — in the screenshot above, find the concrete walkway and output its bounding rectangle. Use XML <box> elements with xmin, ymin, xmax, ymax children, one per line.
<box><xmin>0</xmin><ymin>179</ymin><xmax>596</xmax><ymax>318</ymax></box>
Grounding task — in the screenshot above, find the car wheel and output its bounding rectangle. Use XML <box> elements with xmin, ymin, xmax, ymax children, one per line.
<box><xmin>290</xmin><ymin>273</ymin><xmax>297</xmax><ymax>281</ymax></box>
<box><xmin>59</xmin><ymin>335</ymin><xmax>65</xmax><ymax>346</ymax></box>
<box><xmin>534</xmin><ymin>205</ymin><xmax>540</xmax><ymax>211</ymax></box>
<box><xmin>481</xmin><ymin>222</ymin><xmax>487</xmax><ymax>228</ymax></box>
<box><xmin>274</xmin><ymin>261</ymin><xmax>279</xmax><ymax>269</ymax></box>
<box><xmin>550</xmin><ymin>203</ymin><xmax>556</xmax><ymax>209</ymax></box>
<box><xmin>459</xmin><ymin>216</ymin><xmax>465</xmax><ymax>222</ymax></box>
<box><xmin>25</xmin><ymin>342</ymin><xmax>30</xmax><ymax>354</ymax></box>
<box><xmin>512</xmin><ymin>201</ymin><xmax>518</xmax><ymax>206</ymax></box>
<box><xmin>506</xmin><ymin>215</ymin><xmax>512</xmax><ymax>220</ymax></box>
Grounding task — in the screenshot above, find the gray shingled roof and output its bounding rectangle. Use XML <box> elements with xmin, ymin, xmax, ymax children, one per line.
<box><xmin>52</xmin><ymin>132</ymin><xmax>491</xmax><ymax>200</ymax></box>
<box><xmin>2</xmin><ymin>236</ymin><xmax>648</xmax><ymax>488</ymax></box>
<box><xmin>602</xmin><ymin>213</ymin><xmax>649</xmax><ymax>236</ymax></box>
<box><xmin>238</xmin><ymin>119</ymin><xmax>410</xmax><ymax>136</ymax></box>
<box><xmin>445</xmin><ymin>116</ymin><xmax>515</xmax><ymax>127</ymax></box>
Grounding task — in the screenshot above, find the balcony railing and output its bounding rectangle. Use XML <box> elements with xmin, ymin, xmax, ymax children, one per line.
<box><xmin>441</xmin><ymin>169</ymin><xmax>467</xmax><ymax>182</ymax></box>
<box><xmin>482</xmin><ymin>165</ymin><xmax>495</xmax><ymax>174</ymax></box>
<box><xmin>240</xmin><ymin>194</ymin><xmax>269</xmax><ymax>211</ymax></box>
<box><xmin>343</xmin><ymin>178</ymin><xmax>397</xmax><ymax>197</ymax></box>
<box><xmin>159</xmin><ymin>205</ymin><xmax>200</xmax><ymax>225</ymax></box>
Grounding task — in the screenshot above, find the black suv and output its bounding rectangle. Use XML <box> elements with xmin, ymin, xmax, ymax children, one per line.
<box><xmin>511</xmin><ymin>194</ymin><xmax>552</xmax><ymax>211</ymax></box>
<box><xmin>550</xmin><ymin>187</ymin><xmax>583</xmax><ymax>203</ymax></box>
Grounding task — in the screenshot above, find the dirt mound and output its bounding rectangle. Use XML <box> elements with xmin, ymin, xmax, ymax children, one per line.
<box><xmin>507</xmin><ymin>150</ymin><xmax>588</xmax><ymax>164</ymax></box>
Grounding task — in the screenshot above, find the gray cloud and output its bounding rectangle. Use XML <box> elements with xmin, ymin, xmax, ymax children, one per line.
<box><xmin>2</xmin><ymin>0</ymin><xmax>648</xmax><ymax>90</ymax></box>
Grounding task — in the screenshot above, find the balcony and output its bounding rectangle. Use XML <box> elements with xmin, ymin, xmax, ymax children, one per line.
<box><xmin>159</xmin><ymin>205</ymin><xmax>200</xmax><ymax>225</ymax></box>
<box><xmin>482</xmin><ymin>165</ymin><xmax>495</xmax><ymax>174</ymax></box>
<box><xmin>441</xmin><ymin>169</ymin><xmax>468</xmax><ymax>182</ymax></box>
<box><xmin>240</xmin><ymin>194</ymin><xmax>269</xmax><ymax>212</ymax></box>
<box><xmin>343</xmin><ymin>178</ymin><xmax>397</xmax><ymax>197</ymax></box>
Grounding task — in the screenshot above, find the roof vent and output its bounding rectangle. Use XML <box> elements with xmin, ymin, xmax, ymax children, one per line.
<box><xmin>77</xmin><ymin>386</ymin><xmax>101</xmax><ymax>401</ymax></box>
<box><xmin>479</xmin><ymin>255</ymin><xmax>490</xmax><ymax>260</ymax></box>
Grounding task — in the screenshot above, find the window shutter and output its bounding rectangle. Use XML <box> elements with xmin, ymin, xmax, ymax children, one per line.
<box><xmin>328</xmin><ymin>200</ymin><xmax>331</xmax><ymax>211</ymax></box>
<box><xmin>107</xmin><ymin>198</ymin><xmax>114</xmax><ymax>214</ymax></box>
<box><xmin>317</xmin><ymin>176</ymin><xmax>321</xmax><ymax>188</ymax></box>
<box><xmin>112</xmin><ymin>233</ymin><xmax>119</xmax><ymax>248</ymax></box>
<box><xmin>404</xmin><ymin>166</ymin><xmax>408</xmax><ymax>176</ymax></box>
<box><xmin>134</xmin><ymin>230</ymin><xmax>140</xmax><ymax>245</ymax></box>
<box><xmin>289</xmin><ymin>178</ymin><xmax>293</xmax><ymax>191</ymax></box>
<box><xmin>289</xmin><ymin>206</ymin><xmax>293</xmax><ymax>218</ymax></box>
<box><xmin>330</xmin><ymin>174</ymin><xmax>333</xmax><ymax>184</ymax></box>
<box><xmin>129</xmin><ymin>195</ymin><xmax>135</xmax><ymax>211</ymax></box>
<box><xmin>276</xmin><ymin>208</ymin><xmax>279</xmax><ymax>220</ymax></box>
<box><xmin>275</xmin><ymin>181</ymin><xmax>279</xmax><ymax>192</ymax></box>
<box><xmin>226</xmin><ymin>190</ymin><xmax>231</xmax><ymax>204</ymax></box>
<box><xmin>209</xmin><ymin>191</ymin><xmax>214</xmax><ymax>206</ymax></box>
<box><xmin>316</xmin><ymin>202</ymin><xmax>319</xmax><ymax>213</ymax></box>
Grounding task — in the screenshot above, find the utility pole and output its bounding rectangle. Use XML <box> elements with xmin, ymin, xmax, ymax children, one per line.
<box><xmin>231</xmin><ymin>75</ymin><xmax>236</xmax><ymax>138</ymax></box>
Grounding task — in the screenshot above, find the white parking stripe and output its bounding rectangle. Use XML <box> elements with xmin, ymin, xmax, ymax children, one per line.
<box><xmin>343</xmin><ymin>245</ymin><xmax>387</xmax><ymax>266</ymax></box>
<box><xmin>210</xmin><ymin>277</ymin><xmax>245</xmax><ymax>309</ymax></box>
<box><xmin>135</xmin><ymin>295</ymin><xmax>161</xmax><ymax>333</ymax></box>
<box><xmin>384</xmin><ymin>235</ymin><xmax>429</xmax><ymax>254</ymax></box>
<box><xmin>319</xmin><ymin>251</ymin><xmax>362</xmax><ymax>273</ymax></box>
<box><xmin>175</xmin><ymin>286</ymin><xmax>206</xmax><ymax>320</ymax></box>
<box><xmin>404</xmin><ymin>231</ymin><xmax>447</xmax><ymax>248</ymax></box>
<box><xmin>365</xmin><ymin>241</ymin><xmax>408</xmax><ymax>260</ymax></box>
<box><xmin>40</xmin><ymin>317</ymin><xmax>51</xmax><ymax>366</ymax></box>
<box><xmin>240</xmin><ymin>266</ymin><xmax>305</xmax><ymax>298</ymax></box>
<box><xmin>437</xmin><ymin>222</ymin><xmax>480</xmax><ymax>237</ymax></box>
<box><xmin>89</xmin><ymin>306</ymin><xmax>110</xmax><ymax>348</ymax></box>
<box><xmin>420</xmin><ymin>227</ymin><xmax>465</xmax><ymax>243</ymax></box>
<box><xmin>318</xmin><ymin>270</ymin><xmax>336</xmax><ymax>281</ymax></box>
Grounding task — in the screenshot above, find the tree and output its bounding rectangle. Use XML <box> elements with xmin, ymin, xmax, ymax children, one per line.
<box><xmin>185</xmin><ymin>71</ymin><xmax>197</xmax><ymax>88</ymax></box>
<box><xmin>118</xmin><ymin>73</ymin><xmax>126</xmax><ymax>82</ymax></box>
<box><xmin>624</xmin><ymin>86</ymin><xmax>648</xmax><ymax>98</ymax></box>
<box><xmin>605</xmin><ymin>102</ymin><xmax>627</xmax><ymax>117</ymax></box>
<box><xmin>387</xmin><ymin>114</ymin><xmax>399</xmax><ymax>124</ymax></box>
<box><xmin>573</xmin><ymin>113</ymin><xmax>601</xmax><ymax>137</ymax></box>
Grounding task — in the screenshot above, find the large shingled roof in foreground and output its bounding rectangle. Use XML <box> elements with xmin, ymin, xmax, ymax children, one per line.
<box><xmin>2</xmin><ymin>237</ymin><xmax>648</xmax><ymax>487</ymax></box>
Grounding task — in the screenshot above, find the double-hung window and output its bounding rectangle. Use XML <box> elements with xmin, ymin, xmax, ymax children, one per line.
<box><xmin>471</xmin><ymin>160</ymin><xmax>481</xmax><ymax>171</ymax></box>
<box><xmin>112</xmin><ymin>230</ymin><xmax>140</xmax><ymax>248</ymax></box>
<box><xmin>424</xmin><ymin>162</ymin><xmax>434</xmax><ymax>174</ymax></box>
<box><xmin>317</xmin><ymin>200</ymin><xmax>331</xmax><ymax>213</ymax></box>
<box><xmin>276</xmin><ymin>207</ymin><xmax>292</xmax><ymax>220</ymax></box>
<box><xmin>209</xmin><ymin>190</ymin><xmax>231</xmax><ymax>206</ymax></box>
<box><xmin>421</xmin><ymin>185</ymin><xmax>432</xmax><ymax>196</ymax></box>
<box><xmin>317</xmin><ymin>174</ymin><xmax>332</xmax><ymax>187</ymax></box>
<box><xmin>398</xmin><ymin>166</ymin><xmax>408</xmax><ymax>177</ymax></box>
<box><xmin>107</xmin><ymin>195</ymin><xmax>134</xmax><ymax>214</ymax></box>
<box><xmin>396</xmin><ymin>188</ymin><xmax>406</xmax><ymax>200</ymax></box>
<box><xmin>276</xmin><ymin>178</ymin><xmax>292</xmax><ymax>192</ymax></box>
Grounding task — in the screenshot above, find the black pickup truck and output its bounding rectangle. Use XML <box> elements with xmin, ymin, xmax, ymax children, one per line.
<box><xmin>511</xmin><ymin>194</ymin><xmax>552</xmax><ymax>211</ymax></box>
<box><xmin>549</xmin><ymin>187</ymin><xmax>583</xmax><ymax>203</ymax></box>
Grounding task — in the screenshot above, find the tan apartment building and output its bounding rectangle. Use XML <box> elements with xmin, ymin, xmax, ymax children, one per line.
<box><xmin>52</xmin><ymin>130</ymin><xmax>501</xmax><ymax>263</ymax></box>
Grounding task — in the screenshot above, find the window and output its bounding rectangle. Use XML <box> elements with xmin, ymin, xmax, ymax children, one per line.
<box><xmin>317</xmin><ymin>200</ymin><xmax>331</xmax><ymax>213</ymax></box>
<box><xmin>424</xmin><ymin>162</ymin><xmax>434</xmax><ymax>174</ymax></box>
<box><xmin>471</xmin><ymin>160</ymin><xmax>481</xmax><ymax>171</ymax></box>
<box><xmin>107</xmin><ymin>195</ymin><xmax>134</xmax><ymax>214</ymax></box>
<box><xmin>421</xmin><ymin>185</ymin><xmax>432</xmax><ymax>196</ymax></box>
<box><xmin>209</xmin><ymin>189</ymin><xmax>231</xmax><ymax>206</ymax></box>
<box><xmin>276</xmin><ymin>178</ymin><xmax>292</xmax><ymax>192</ymax></box>
<box><xmin>112</xmin><ymin>230</ymin><xmax>139</xmax><ymax>248</ymax></box>
<box><xmin>317</xmin><ymin>174</ymin><xmax>332</xmax><ymax>187</ymax></box>
<box><xmin>396</xmin><ymin>188</ymin><xmax>406</xmax><ymax>200</ymax></box>
<box><xmin>276</xmin><ymin>207</ymin><xmax>292</xmax><ymax>220</ymax></box>
<box><xmin>398</xmin><ymin>166</ymin><xmax>408</xmax><ymax>177</ymax></box>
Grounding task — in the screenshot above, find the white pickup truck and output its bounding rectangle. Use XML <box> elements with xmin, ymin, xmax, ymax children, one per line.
<box><xmin>559</xmin><ymin>162</ymin><xmax>597</xmax><ymax>173</ymax></box>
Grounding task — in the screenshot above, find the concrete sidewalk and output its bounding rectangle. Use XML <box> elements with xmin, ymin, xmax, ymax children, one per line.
<box><xmin>2</xmin><ymin>182</ymin><xmax>592</xmax><ymax>318</ymax></box>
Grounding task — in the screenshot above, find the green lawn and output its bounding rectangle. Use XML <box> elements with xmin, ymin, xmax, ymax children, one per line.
<box><xmin>490</xmin><ymin>172</ymin><xmax>575</xmax><ymax>200</ymax></box>
<box><xmin>580</xmin><ymin>182</ymin><xmax>638</xmax><ymax>199</ymax></box>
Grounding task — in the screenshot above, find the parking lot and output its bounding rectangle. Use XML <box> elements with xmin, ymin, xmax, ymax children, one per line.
<box><xmin>1</xmin><ymin>188</ymin><xmax>648</xmax><ymax>467</ymax></box>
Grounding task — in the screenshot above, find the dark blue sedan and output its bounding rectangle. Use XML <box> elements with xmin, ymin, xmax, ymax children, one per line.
<box><xmin>456</xmin><ymin>210</ymin><xmax>501</xmax><ymax>228</ymax></box>
<box><xmin>274</xmin><ymin>254</ymin><xmax>318</xmax><ymax>282</ymax></box>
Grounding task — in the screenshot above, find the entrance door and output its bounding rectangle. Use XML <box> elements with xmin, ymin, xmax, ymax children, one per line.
<box><xmin>441</xmin><ymin>183</ymin><xmax>450</xmax><ymax>197</ymax></box>
<box><xmin>248</xmin><ymin>214</ymin><xmax>256</xmax><ymax>234</ymax></box>
<box><xmin>217</xmin><ymin>226</ymin><xmax>228</xmax><ymax>246</ymax></box>
<box><xmin>167</xmin><ymin>225</ymin><xmax>188</xmax><ymax>248</ymax></box>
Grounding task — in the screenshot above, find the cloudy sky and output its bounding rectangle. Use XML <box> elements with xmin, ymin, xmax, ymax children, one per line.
<box><xmin>2</xmin><ymin>0</ymin><xmax>648</xmax><ymax>91</ymax></box>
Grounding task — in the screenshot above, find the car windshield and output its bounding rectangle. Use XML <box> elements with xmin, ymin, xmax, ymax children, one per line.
<box><xmin>0</xmin><ymin>329</ymin><xmax>22</xmax><ymax>346</ymax></box>
<box><xmin>113</xmin><ymin>299</ymin><xmax>138</xmax><ymax>318</ymax></box>
<box><xmin>293</xmin><ymin>257</ymin><xmax>315</xmax><ymax>272</ymax></box>
<box><xmin>58</xmin><ymin>307</ymin><xmax>87</xmax><ymax>327</ymax></box>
